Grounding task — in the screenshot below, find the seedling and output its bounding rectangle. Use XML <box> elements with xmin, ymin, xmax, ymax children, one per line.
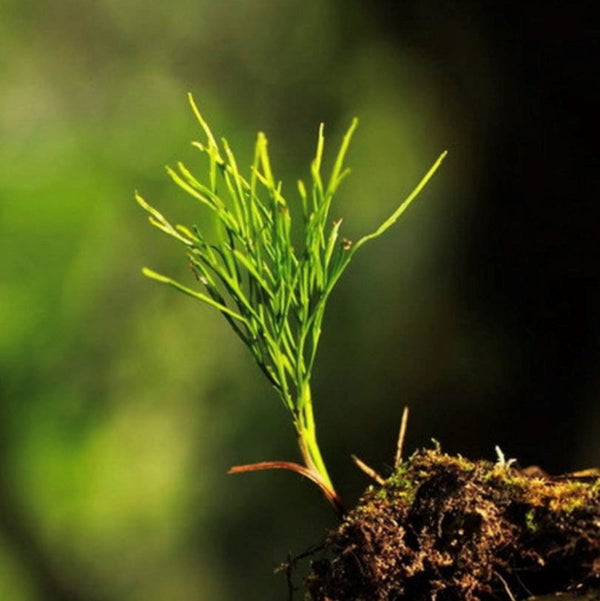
<box><xmin>137</xmin><ymin>94</ymin><xmax>446</xmax><ymax>513</ymax></box>
<box><xmin>137</xmin><ymin>97</ymin><xmax>600</xmax><ymax>601</ymax></box>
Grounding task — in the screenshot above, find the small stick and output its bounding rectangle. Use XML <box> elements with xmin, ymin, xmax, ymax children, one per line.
<box><xmin>394</xmin><ymin>406</ymin><xmax>410</xmax><ymax>469</ymax></box>
<box><xmin>351</xmin><ymin>454</ymin><xmax>386</xmax><ymax>485</ymax></box>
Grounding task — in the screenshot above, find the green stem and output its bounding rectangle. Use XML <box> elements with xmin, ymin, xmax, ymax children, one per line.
<box><xmin>295</xmin><ymin>384</ymin><xmax>333</xmax><ymax>492</ymax></box>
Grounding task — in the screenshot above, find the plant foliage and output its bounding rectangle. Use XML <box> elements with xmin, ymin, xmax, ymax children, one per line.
<box><xmin>137</xmin><ymin>94</ymin><xmax>446</xmax><ymax>505</ymax></box>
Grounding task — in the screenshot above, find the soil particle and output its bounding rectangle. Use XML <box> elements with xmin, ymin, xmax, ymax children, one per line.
<box><xmin>306</xmin><ymin>448</ymin><xmax>600</xmax><ymax>601</ymax></box>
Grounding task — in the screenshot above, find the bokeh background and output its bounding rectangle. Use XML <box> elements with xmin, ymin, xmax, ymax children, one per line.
<box><xmin>1</xmin><ymin>1</ymin><xmax>598</xmax><ymax>600</ymax></box>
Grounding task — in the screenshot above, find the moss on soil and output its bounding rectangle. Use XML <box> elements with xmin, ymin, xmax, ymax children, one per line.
<box><xmin>306</xmin><ymin>448</ymin><xmax>600</xmax><ymax>601</ymax></box>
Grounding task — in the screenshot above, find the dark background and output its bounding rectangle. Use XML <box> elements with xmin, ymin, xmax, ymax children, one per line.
<box><xmin>0</xmin><ymin>2</ymin><xmax>598</xmax><ymax>600</ymax></box>
<box><xmin>365</xmin><ymin>1</ymin><xmax>600</xmax><ymax>469</ymax></box>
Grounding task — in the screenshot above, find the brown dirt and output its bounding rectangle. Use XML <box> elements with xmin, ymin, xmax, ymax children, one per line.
<box><xmin>306</xmin><ymin>448</ymin><xmax>600</xmax><ymax>601</ymax></box>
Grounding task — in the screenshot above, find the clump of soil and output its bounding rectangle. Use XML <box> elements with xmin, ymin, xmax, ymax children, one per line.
<box><xmin>306</xmin><ymin>448</ymin><xmax>600</xmax><ymax>601</ymax></box>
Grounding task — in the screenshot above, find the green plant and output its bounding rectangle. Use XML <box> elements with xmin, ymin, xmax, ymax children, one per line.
<box><xmin>137</xmin><ymin>94</ymin><xmax>446</xmax><ymax>512</ymax></box>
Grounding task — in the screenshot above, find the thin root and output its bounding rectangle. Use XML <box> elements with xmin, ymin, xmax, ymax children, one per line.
<box><xmin>228</xmin><ymin>460</ymin><xmax>345</xmax><ymax>516</ymax></box>
<box><xmin>352</xmin><ymin>454</ymin><xmax>386</xmax><ymax>485</ymax></box>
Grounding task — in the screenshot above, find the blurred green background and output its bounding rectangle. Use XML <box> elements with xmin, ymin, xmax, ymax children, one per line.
<box><xmin>1</xmin><ymin>2</ymin><xmax>598</xmax><ymax>600</ymax></box>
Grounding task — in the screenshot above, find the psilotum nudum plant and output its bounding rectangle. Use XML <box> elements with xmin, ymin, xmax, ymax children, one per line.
<box><xmin>137</xmin><ymin>94</ymin><xmax>446</xmax><ymax>514</ymax></box>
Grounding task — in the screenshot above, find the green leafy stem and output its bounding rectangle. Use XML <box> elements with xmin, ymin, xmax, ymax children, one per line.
<box><xmin>137</xmin><ymin>94</ymin><xmax>446</xmax><ymax>513</ymax></box>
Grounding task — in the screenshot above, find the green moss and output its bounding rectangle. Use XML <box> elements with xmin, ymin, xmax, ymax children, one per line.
<box><xmin>525</xmin><ymin>508</ymin><xmax>538</xmax><ymax>532</ymax></box>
